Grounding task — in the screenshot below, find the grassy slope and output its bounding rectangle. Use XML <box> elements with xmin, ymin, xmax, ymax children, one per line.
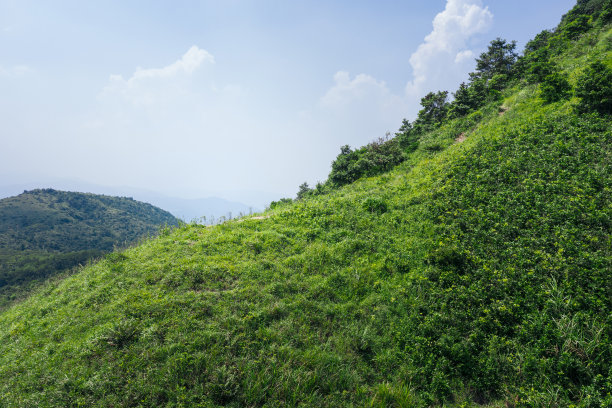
<box><xmin>0</xmin><ymin>22</ymin><xmax>610</xmax><ymax>408</ymax></box>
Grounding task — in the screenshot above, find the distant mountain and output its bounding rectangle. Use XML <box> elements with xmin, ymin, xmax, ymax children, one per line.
<box><xmin>0</xmin><ymin>188</ymin><xmax>179</xmax><ymax>308</ymax></box>
<box><xmin>0</xmin><ymin>181</ymin><xmax>267</xmax><ymax>222</ymax></box>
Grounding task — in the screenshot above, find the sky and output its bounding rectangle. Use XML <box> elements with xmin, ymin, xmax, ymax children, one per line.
<box><xmin>0</xmin><ymin>0</ymin><xmax>576</xmax><ymax>205</ymax></box>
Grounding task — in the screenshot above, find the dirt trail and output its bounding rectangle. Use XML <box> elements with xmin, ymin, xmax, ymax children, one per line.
<box><xmin>236</xmin><ymin>215</ymin><xmax>270</xmax><ymax>223</ymax></box>
<box><xmin>454</xmin><ymin>132</ymin><xmax>467</xmax><ymax>144</ymax></box>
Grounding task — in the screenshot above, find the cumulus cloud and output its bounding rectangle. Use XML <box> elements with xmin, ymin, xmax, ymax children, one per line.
<box><xmin>300</xmin><ymin>0</ymin><xmax>494</xmax><ymax>181</ymax></box>
<box><xmin>406</xmin><ymin>0</ymin><xmax>493</xmax><ymax>98</ymax></box>
<box><xmin>320</xmin><ymin>71</ymin><xmax>398</xmax><ymax>109</ymax></box>
<box><xmin>454</xmin><ymin>50</ymin><xmax>475</xmax><ymax>63</ymax></box>
<box><xmin>102</xmin><ymin>46</ymin><xmax>215</xmax><ymax>106</ymax></box>
<box><xmin>85</xmin><ymin>45</ymin><xmax>267</xmax><ymax>194</ymax></box>
<box><xmin>301</xmin><ymin>70</ymin><xmax>411</xmax><ymax>163</ymax></box>
<box><xmin>315</xmin><ymin>0</ymin><xmax>493</xmax><ymax>130</ymax></box>
<box><xmin>128</xmin><ymin>45</ymin><xmax>213</xmax><ymax>81</ymax></box>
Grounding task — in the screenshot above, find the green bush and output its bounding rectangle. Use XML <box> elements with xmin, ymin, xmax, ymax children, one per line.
<box><xmin>328</xmin><ymin>138</ymin><xmax>404</xmax><ymax>187</ymax></box>
<box><xmin>361</xmin><ymin>197</ymin><xmax>387</xmax><ymax>214</ymax></box>
<box><xmin>575</xmin><ymin>61</ymin><xmax>612</xmax><ymax>114</ymax></box>
<box><xmin>540</xmin><ymin>71</ymin><xmax>572</xmax><ymax>103</ymax></box>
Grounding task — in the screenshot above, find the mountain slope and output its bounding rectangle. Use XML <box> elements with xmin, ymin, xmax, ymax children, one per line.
<box><xmin>0</xmin><ymin>189</ymin><xmax>179</xmax><ymax>308</ymax></box>
<box><xmin>0</xmin><ymin>3</ymin><xmax>610</xmax><ymax>407</ymax></box>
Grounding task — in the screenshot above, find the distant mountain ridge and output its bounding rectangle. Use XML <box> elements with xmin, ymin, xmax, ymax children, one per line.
<box><xmin>0</xmin><ymin>181</ymin><xmax>271</xmax><ymax>221</ymax></box>
<box><xmin>0</xmin><ymin>188</ymin><xmax>179</xmax><ymax>308</ymax></box>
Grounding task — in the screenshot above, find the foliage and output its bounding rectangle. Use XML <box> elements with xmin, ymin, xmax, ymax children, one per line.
<box><xmin>563</xmin><ymin>0</ymin><xmax>611</xmax><ymax>25</ymax></box>
<box><xmin>269</xmin><ymin>197</ymin><xmax>293</xmax><ymax>209</ymax></box>
<box><xmin>327</xmin><ymin>137</ymin><xmax>405</xmax><ymax>187</ymax></box>
<box><xmin>414</xmin><ymin>91</ymin><xmax>450</xmax><ymax>128</ymax></box>
<box><xmin>575</xmin><ymin>60</ymin><xmax>612</xmax><ymax>114</ymax></box>
<box><xmin>448</xmin><ymin>79</ymin><xmax>489</xmax><ymax>118</ymax></box>
<box><xmin>563</xmin><ymin>15</ymin><xmax>592</xmax><ymax>39</ymax></box>
<box><xmin>524</xmin><ymin>30</ymin><xmax>554</xmax><ymax>55</ymax></box>
<box><xmin>540</xmin><ymin>71</ymin><xmax>573</xmax><ymax>102</ymax></box>
<box><xmin>470</xmin><ymin>38</ymin><xmax>519</xmax><ymax>81</ymax></box>
<box><xmin>296</xmin><ymin>182</ymin><xmax>312</xmax><ymax>200</ymax></box>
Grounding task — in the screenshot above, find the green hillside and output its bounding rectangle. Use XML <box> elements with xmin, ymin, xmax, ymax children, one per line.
<box><xmin>0</xmin><ymin>189</ymin><xmax>179</xmax><ymax>308</ymax></box>
<box><xmin>0</xmin><ymin>2</ymin><xmax>610</xmax><ymax>407</ymax></box>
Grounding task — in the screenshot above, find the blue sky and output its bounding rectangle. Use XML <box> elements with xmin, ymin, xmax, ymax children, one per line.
<box><xmin>1</xmin><ymin>0</ymin><xmax>575</xmax><ymax>204</ymax></box>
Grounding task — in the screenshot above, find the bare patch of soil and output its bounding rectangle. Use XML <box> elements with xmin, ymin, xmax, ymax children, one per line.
<box><xmin>454</xmin><ymin>132</ymin><xmax>467</xmax><ymax>144</ymax></box>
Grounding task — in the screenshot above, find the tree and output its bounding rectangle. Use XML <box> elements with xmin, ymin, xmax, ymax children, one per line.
<box><xmin>296</xmin><ymin>182</ymin><xmax>312</xmax><ymax>200</ymax></box>
<box><xmin>524</xmin><ymin>30</ymin><xmax>553</xmax><ymax>55</ymax></box>
<box><xmin>448</xmin><ymin>83</ymin><xmax>473</xmax><ymax>118</ymax></box>
<box><xmin>395</xmin><ymin>119</ymin><xmax>419</xmax><ymax>152</ymax></box>
<box><xmin>328</xmin><ymin>145</ymin><xmax>361</xmax><ymax>186</ymax></box>
<box><xmin>562</xmin><ymin>14</ymin><xmax>591</xmax><ymax>39</ymax></box>
<box><xmin>470</xmin><ymin>38</ymin><xmax>518</xmax><ymax>81</ymax></box>
<box><xmin>448</xmin><ymin>80</ymin><xmax>488</xmax><ymax>119</ymax></box>
<box><xmin>415</xmin><ymin>91</ymin><xmax>449</xmax><ymax>127</ymax></box>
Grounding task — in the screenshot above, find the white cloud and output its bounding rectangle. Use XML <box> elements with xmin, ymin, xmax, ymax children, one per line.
<box><xmin>455</xmin><ymin>50</ymin><xmax>474</xmax><ymax>63</ymax></box>
<box><xmin>299</xmin><ymin>0</ymin><xmax>494</xmax><ymax>179</ymax></box>
<box><xmin>320</xmin><ymin>71</ymin><xmax>397</xmax><ymax>109</ymax></box>
<box><xmin>314</xmin><ymin>0</ymin><xmax>493</xmax><ymax>132</ymax></box>
<box><xmin>297</xmin><ymin>70</ymin><xmax>411</xmax><ymax>162</ymax></box>
<box><xmin>406</xmin><ymin>0</ymin><xmax>493</xmax><ymax>97</ymax></box>
<box><xmin>102</xmin><ymin>46</ymin><xmax>215</xmax><ymax>106</ymax></box>
<box><xmin>129</xmin><ymin>45</ymin><xmax>214</xmax><ymax>81</ymax></box>
<box><xmin>84</xmin><ymin>45</ymin><xmax>271</xmax><ymax>195</ymax></box>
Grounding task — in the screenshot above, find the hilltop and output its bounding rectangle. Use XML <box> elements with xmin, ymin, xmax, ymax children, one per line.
<box><xmin>0</xmin><ymin>189</ymin><xmax>179</xmax><ymax>308</ymax></box>
<box><xmin>0</xmin><ymin>1</ymin><xmax>610</xmax><ymax>406</ymax></box>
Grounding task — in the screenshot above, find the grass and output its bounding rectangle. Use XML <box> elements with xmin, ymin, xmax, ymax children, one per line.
<box><xmin>0</xmin><ymin>11</ymin><xmax>610</xmax><ymax>408</ymax></box>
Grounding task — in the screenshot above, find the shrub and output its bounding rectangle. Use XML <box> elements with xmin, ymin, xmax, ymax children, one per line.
<box><xmin>575</xmin><ymin>61</ymin><xmax>612</xmax><ymax>114</ymax></box>
<box><xmin>361</xmin><ymin>197</ymin><xmax>387</xmax><ymax>214</ymax></box>
<box><xmin>525</xmin><ymin>59</ymin><xmax>555</xmax><ymax>84</ymax></box>
<box><xmin>269</xmin><ymin>198</ymin><xmax>293</xmax><ymax>209</ymax></box>
<box><xmin>328</xmin><ymin>138</ymin><xmax>405</xmax><ymax>187</ymax></box>
<box><xmin>540</xmin><ymin>72</ymin><xmax>572</xmax><ymax>103</ymax></box>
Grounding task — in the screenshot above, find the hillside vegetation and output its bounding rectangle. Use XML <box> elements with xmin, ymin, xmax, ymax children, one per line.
<box><xmin>0</xmin><ymin>189</ymin><xmax>179</xmax><ymax>308</ymax></box>
<box><xmin>0</xmin><ymin>2</ymin><xmax>610</xmax><ymax>407</ymax></box>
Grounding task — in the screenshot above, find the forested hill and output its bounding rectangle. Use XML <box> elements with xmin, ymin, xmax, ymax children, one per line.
<box><xmin>0</xmin><ymin>1</ymin><xmax>610</xmax><ymax>407</ymax></box>
<box><xmin>0</xmin><ymin>189</ymin><xmax>179</xmax><ymax>307</ymax></box>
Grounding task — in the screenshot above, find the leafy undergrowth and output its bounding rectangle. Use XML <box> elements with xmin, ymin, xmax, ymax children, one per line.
<box><xmin>0</xmin><ymin>10</ymin><xmax>611</xmax><ymax>408</ymax></box>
